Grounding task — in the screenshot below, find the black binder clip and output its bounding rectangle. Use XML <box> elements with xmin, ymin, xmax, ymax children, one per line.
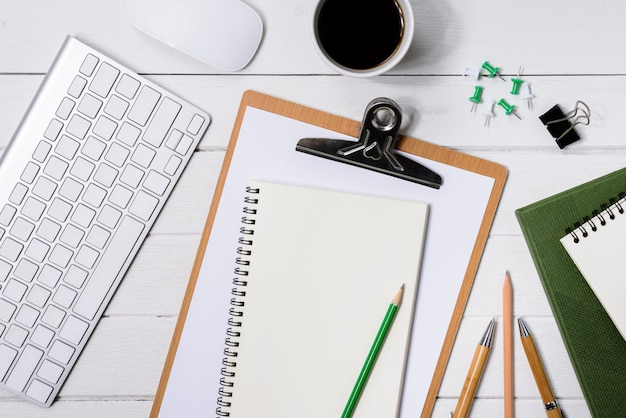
<box><xmin>539</xmin><ymin>101</ymin><xmax>590</xmax><ymax>149</ymax></box>
<box><xmin>296</xmin><ymin>98</ymin><xmax>443</xmax><ymax>189</ymax></box>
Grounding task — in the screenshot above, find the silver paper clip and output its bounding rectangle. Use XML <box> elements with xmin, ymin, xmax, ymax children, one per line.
<box><xmin>296</xmin><ymin>98</ymin><xmax>443</xmax><ymax>189</ymax></box>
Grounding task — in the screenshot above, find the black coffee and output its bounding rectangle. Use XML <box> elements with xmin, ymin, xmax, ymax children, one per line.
<box><xmin>316</xmin><ymin>0</ymin><xmax>404</xmax><ymax>70</ymax></box>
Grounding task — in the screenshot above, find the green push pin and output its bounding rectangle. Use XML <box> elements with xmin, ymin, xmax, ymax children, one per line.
<box><xmin>469</xmin><ymin>86</ymin><xmax>483</xmax><ymax>112</ymax></box>
<box><xmin>510</xmin><ymin>78</ymin><xmax>523</xmax><ymax>95</ymax></box>
<box><xmin>481</xmin><ymin>61</ymin><xmax>506</xmax><ymax>81</ymax></box>
<box><xmin>497</xmin><ymin>98</ymin><xmax>521</xmax><ymax>119</ymax></box>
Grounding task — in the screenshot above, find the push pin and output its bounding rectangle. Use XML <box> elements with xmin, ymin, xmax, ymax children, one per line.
<box><xmin>521</xmin><ymin>82</ymin><xmax>535</xmax><ymax>110</ymax></box>
<box><xmin>483</xmin><ymin>99</ymin><xmax>496</xmax><ymax>127</ymax></box>
<box><xmin>481</xmin><ymin>61</ymin><xmax>506</xmax><ymax>81</ymax></box>
<box><xmin>510</xmin><ymin>66</ymin><xmax>524</xmax><ymax>95</ymax></box>
<box><xmin>463</xmin><ymin>67</ymin><xmax>481</xmax><ymax>80</ymax></box>
<box><xmin>497</xmin><ymin>98</ymin><xmax>521</xmax><ymax>119</ymax></box>
<box><xmin>539</xmin><ymin>101</ymin><xmax>590</xmax><ymax>148</ymax></box>
<box><xmin>469</xmin><ymin>86</ymin><xmax>483</xmax><ymax>112</ymax></box>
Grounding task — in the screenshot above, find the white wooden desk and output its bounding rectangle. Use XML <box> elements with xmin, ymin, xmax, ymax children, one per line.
<box><xmin>2</xmin><ymin>0</ymin><xmax>623</xmax><ymax>416</ymax></box>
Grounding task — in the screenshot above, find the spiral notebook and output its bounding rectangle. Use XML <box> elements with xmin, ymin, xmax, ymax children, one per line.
<box><xmin>219</xmin><ymin>180</ymin><xmax>428</xmax><ymax>417</ymax></box>
<box><xmin>560</xmin><ymin>195</ymin><xmax>626</xmax><ymax>341</ymax></box>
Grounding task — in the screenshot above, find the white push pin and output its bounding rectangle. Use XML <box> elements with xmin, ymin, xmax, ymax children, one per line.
<box><xmin>521</xmin><ymin>81</ymin><xmax>535</xmax><ymax>110</ymax></box>
<box><xmin>483</xmin><ymin>99</ymin><xmax>496</xmax><ymax>127</ymax></box>
<box><xmin>463</xmin><ymin>67</ymin><xmax>481</xmax><ymax>80</ymax></box>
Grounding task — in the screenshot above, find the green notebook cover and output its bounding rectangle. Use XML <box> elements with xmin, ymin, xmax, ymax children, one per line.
<box><xmin>516</xmin><ymin>167</ymin><xmax>626</xmax><ymax>417</ymax></box>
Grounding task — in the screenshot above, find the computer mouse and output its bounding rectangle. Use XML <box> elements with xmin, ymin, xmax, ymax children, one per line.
<box><xmin>124</xmin><ymin>0</ymin><xmax>263</xmax><ymax>71</ymax></box>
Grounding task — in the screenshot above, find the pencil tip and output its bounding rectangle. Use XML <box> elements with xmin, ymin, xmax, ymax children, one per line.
<box><xmin>518</xmin><ymin>317</ymin><xmax>530</xmax><ymax>337</ymax></box>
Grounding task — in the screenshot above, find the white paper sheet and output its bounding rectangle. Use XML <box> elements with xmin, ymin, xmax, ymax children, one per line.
<box><xmin>158</xmin><ymin>106</ymin><xmax>494</xmax><ymax>417</ymax></box>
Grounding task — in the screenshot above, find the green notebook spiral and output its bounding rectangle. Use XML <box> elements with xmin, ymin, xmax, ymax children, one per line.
<box><xmin>516</xmin><ymin>167</ymin><xmax>626</xmax><ymax>417</ymax></box>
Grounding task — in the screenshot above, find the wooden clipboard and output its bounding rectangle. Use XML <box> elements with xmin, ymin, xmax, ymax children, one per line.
<box><xmin>151</xmin><ymin>90</ymin><xmax>507</xmax><ymax>417</ymax></box>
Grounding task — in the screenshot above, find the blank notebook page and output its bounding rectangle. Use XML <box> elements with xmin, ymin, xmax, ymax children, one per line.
<box><xmin>223</xmin><ymin>180</ymin><xmax>429</xmax><ymax>417</ymax></box>
<box><xmin>560</xmin><ymin>202</ymin><xmax>626</xmax><ymax>341</ymax></box>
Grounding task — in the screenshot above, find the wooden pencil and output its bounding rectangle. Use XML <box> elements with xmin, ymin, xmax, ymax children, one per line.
<box><xmin>503</xmin><ymin>271</ymin><xmax>514</xmax><ymax>418</ymax></box>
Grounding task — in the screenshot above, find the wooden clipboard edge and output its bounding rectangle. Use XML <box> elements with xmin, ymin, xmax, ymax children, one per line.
<box><xmin>150</xmin><ymin>90</ymin><xmax>508</xmax><ymax>417</ymax></box>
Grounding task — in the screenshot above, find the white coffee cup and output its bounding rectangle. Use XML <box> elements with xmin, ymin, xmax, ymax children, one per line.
<box><xmin>311</xmin><ymin>0</ymin><xmax>414</xmax><ymax>77</ymax></box>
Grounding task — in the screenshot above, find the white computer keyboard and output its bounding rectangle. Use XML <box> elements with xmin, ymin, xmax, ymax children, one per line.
<box><xmin>0</xmin><ymin>35</ymin><xmax>210</xmax><ymax>406</ymax></box>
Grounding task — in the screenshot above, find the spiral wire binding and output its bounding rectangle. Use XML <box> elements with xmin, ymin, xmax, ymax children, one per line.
<box><xmin>216</xmin><ymin>186</ymin><xmax>260</xmax><ymax>417</ymax></box>
<box><xmin>566</xmin><ymin>193</ymin><xmax>625</xmax><ymax>243</ymax></box>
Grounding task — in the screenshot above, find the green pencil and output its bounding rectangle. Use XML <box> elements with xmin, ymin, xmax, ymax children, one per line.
<box><xmin>341</xmin><ymin>284</ymin><xmax>405</xmax><ymax>418</ymax></box>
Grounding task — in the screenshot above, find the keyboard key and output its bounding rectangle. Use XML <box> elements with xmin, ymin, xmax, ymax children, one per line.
<box><xmin>86</xmin><ymin>225</ymin><xmax>110</xmax><ymax>249</ymax></box>
<box><xmin>27</xmin><ymin>285</ymin><xmax>51</xmax><ymax>309</ymax></box>
<box><xmin>26</xmin><ymin>379</ymin><xmax>53</xmax><ymax>404</ymax></box>
<box><xmin>25</xmin><ymin>239</ymin><xmax>50</xmax><ymax>263</ymax></box>
<box><xmin>55</xmin><ymin>98</ymin><xmax>75</xmax><ymax>120</ymax></box>
<box><xmin>175</xmin><ymin>134</ymin><xmax>194</xmax><ymax>155</ymax></box>
<box><xmin>115</xmin><ymin>74</ymin><xmax>140</xmax><ymax>99</ymax></box>
<box><xmin>129</xmin><ymin>190</ymin><xmax>159</xmax><ymax>221</ymax></box>
<box><xmin>32</xmin><ymin>176</ymin><xmax>58</xmax><ymax>201</ymax></box>
<box><xmin>93</xmin><ymin>115</ymin><xmax>117</xmax><ymax>140</ymax></box>
<box><xmin>59</xmin><ymin>315</ymin><xmax>87</xmax><ymax>345</ymax></box>
<box><xmin>48</xmin><ymin>244</ymin><xmax>73</xmax><ymax>269</ymax></box>
<box><xmin>21</xmin><ymin>162</ymin><xmax>40</xmax><ymax>184</ymax></box>
<box><xmin>37</xmin><ymin>359</ymin><xmax>63</xmax><ymax>383</ymax></box>
<box><xmin>120</xmin><ymin>165</ymin><xmax>144</xmax><ymax>189</ymax></box>
<box><xmin>22</xmin><ymin>197</ymin><xmax>46</xmax><ymax>221</ymax></box>
<box><xmin>70</xmin><ymin>157</ymin><xmax>95</xmax><ymax>181</ymax></box>
<box><xmin>0</xmin><ymin>299</ymin><xmax>16</xmax><ymax>322</ymax></box>
<box><xmin>109</xmin><ymin>184</ymin><xmax>133</xmax><ymax>209</ymax></box>
<box><xmin>43</xmin><ymin>156</ymin><xmax>69</xmax><ymax>181</ymax></box>
<box><xmin>73</xmin><ymin>216</ymin><xmax>144</xmax><ymax>320</ymax></box>
<box><xmin>93</xmin><ymin>163</ymin><xmax>118</xmax><ymax>188</ymax></box>
<box><xmin>67</xmin><ymin>75</ymin><xmax>87</xmax><ymax>98</ymax></box>
<box><xmin>187</xmin><ymin>114</ymin><xmax>205</xmax><ymax>135</ymax></box>
<box><xmin>165</xmin><ymin>129</ymin><xmax>183</xmax><ymax>150</ymax></box>
<box><xmin>144</xmin><ymin>170</ymin><xmax>170</xmax><ymax>196</ymax></box>
<box><xmin>164</xmin><ymin>155</ymin><xmax>182</xmax><ymax>176</ymax></box>
<box><xmin>32</xmin><ymin>141</ymin><xmax>52</xmax><ymax>163</ymax></box>
<box><xmin>6</xmin><ymin>345</ymin><xmax>43</xmax><ymax>392</ymax></box>
<box><xmin>77</xmin><ymin>93</ymin><xmax>102</xmax><ymax>118</ymax></box>
<box><xmin>48</xmin><ymin>340</ymin><xmax>74</xmax><ymax>364</ymax></box>
<box><xmin>66</xmin><ymin>115</ymin><xmax>91</xmax><ymax>140</ymax></box>
<box><xmin>128</xmin><ymin>86</ymin><xmax>160</xmax><ymax>126</ymax></box>
<box><xmin>64</xmin><ymin>265</ymin><xmax>88</xmax><ymax>288</ymax></box>
<box><xmin>0</xmin><ymin>238</ymin><xmax>23</xmax><ymax>261</ymax></box>
<box><xmin>105</xmin><ymin>143</ymin><xmax>130</xmax><ymax>167</ymax></box>
<box><xmin>104</xmin><ymin>94</ymin><xmax>129</xmax><ymax>120</ymax></box>
<box><xmin>143</xmin><ymin>97</ymin><xmax>181</xmax><ymax>147</ymax></box>
<box><xmin>4</xmin><ymin>324</ymin><xmax>28</xmax><ymax>347</ymax></box>
<box><xmin>82</xmin><ymin>184</ymin><xmax>107</xmax><ymax>208</ymax></box>
<box><xmin>41</xmin><ymin>306</ymin><xmax>65</xmax><ymax>329</ymax></box>
<box><xmin>53</xmin><ymin>285</ymin><xmax>77</xmax><ymax>309</ymax></box>
<box><xmin>58</xmin><ymin>177</ymin><xmax>84</xmax><ymax>202</ymax></box>
<box><xmin>0</xmin><ymin>205</ymin><xmax>16</xmax><ymax>226</ymax></box>
<box><xmin>0</xmin><ymin>259</ymin><xmax>11</xmax><ymax>281</ymax></box>
<box><xmin>82</xmin><ymin>136</ymin><xmax>106</xmax><ymax>161</ymax></box>
<box><xmin>14</xmin><ymin>258</ymin><xmax>38</xmax><ymax>282</ymax></box>
<box><xmin>36</xmin><ymin>218</ymin><xmax>62</xmax><ymax>242</ymax></box>
<box><xmin>15</xmin><ymin>305</ymin><xmax>39</xmax><ymax>328</ymax></box>
<box><xmin>59</xmin><ymin>224</ymin><xmax>84</xmax><ymax>248</ymax></box>
<box><xmin>75</xmin><ymin>245</ymin><xmax>99</xmax><ymax>269</ymax></box>
<box><xmin>117</xmin><ymin>122</ymin><xmax>141</xmax><ymax>147</ymax></box>
<box><xmin>3</xmin><ymin>279</ymin><xmax>28</xmax><ymax>303</ymax></box>
<box><xmin>48</xmin><ymin>198</ymin><xmax>73</xmax><ymax>223</ymax></box>
<box><xmin>44</xmin><ymin>119</ymin><xmax>64</xmax><ymax>141</ymax></box>
<box><xmin>9</xmin><ymin>183</ymin><xmax>29</xmax><ymax>205</ymax></box>
<box><xmin>37</xmin><ymin>264</ymin><xmax>62</xmax><ymax>288</ymax></box>
<box><xmin>97</xmin><ymin>205</ymin><xmax>121</xmax><ymax>228</ymax></box>
<box><xmin>79</xmin><ymin>54</ymin><xmax>99</xmax><ymax>76</ymax></box>
<box><xmin>71</xmin><ymin>204</ymin><xmax>95</xmax><ymax>228</ymax></box>
<box><xmin>89</xmin><ymin>61</ymin><xmax>119</xmax><ymax>98</ymax></box>
<box><xmin>31</xmin><ymin>326</ymin><xmax>54</xmax><ymax>349</ymax></box>
<box><xmin>0</xmin><ymin>344</ymin><xmax>18</xmax><ymax>381</ymax></box>
<box><xmin>130</xmin><ymin>144</ymin><xmax>155</xmax><ymax>168</ymax></box>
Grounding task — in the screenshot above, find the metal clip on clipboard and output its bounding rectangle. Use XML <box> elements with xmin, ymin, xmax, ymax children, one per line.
<box><xmin>296</xmin><ymin>98</ymin><xmax>443</xmax><ymax>189</ymax></box>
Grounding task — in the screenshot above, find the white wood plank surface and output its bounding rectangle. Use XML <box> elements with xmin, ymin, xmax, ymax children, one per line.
<box><xmin>1</xmin><ymin>0</ymin><xmax>621</xmax><ymax>416</ymax></box>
